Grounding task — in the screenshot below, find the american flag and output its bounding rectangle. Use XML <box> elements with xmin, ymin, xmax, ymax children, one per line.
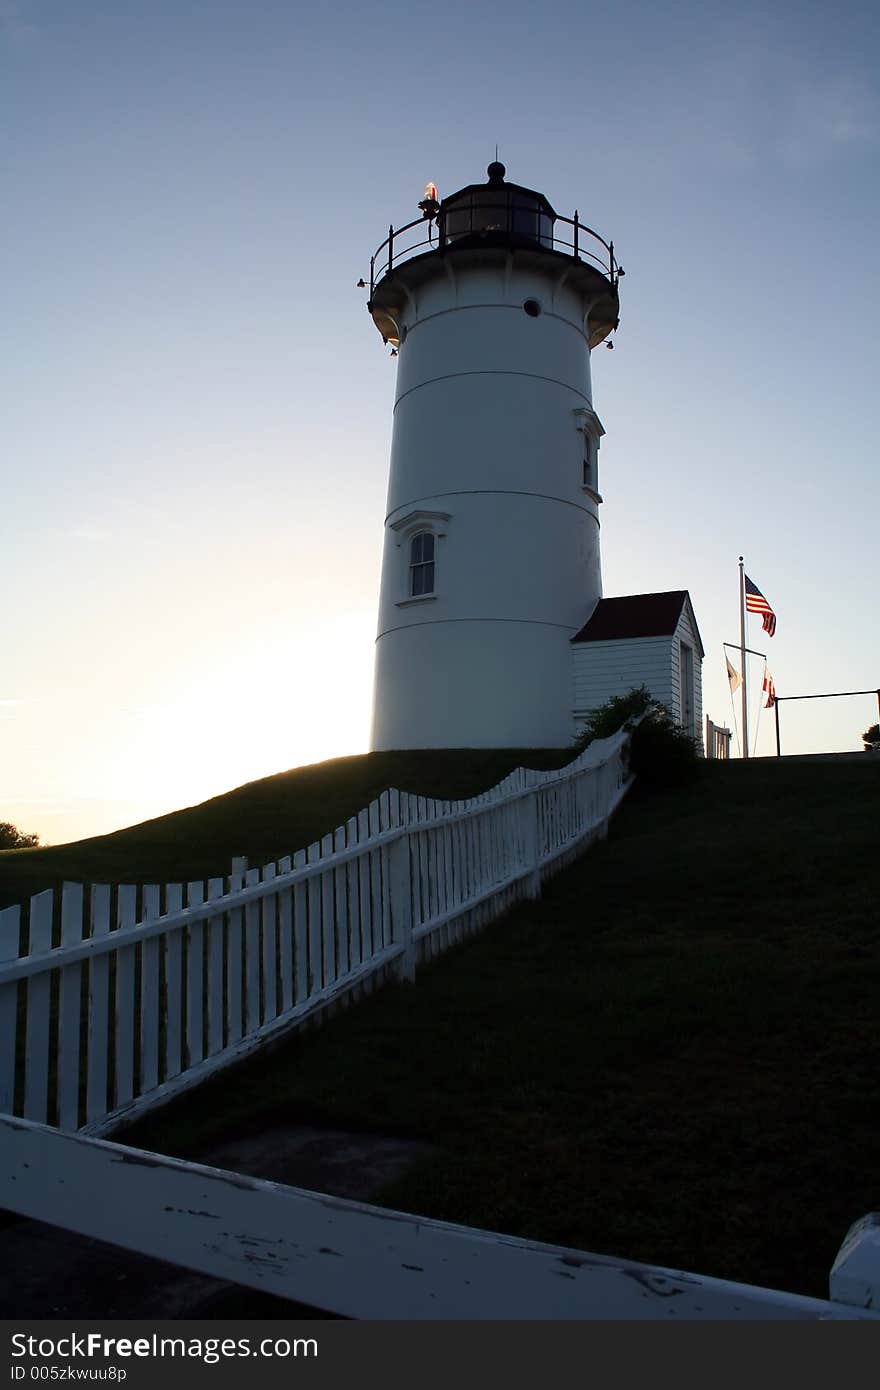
<box><xmin>763</xmin><ymin>670</ymin><xmax>776</xmax><ymax>708</ymax></box>
<box><xmin>745</xmin><ymin>575</ymin><xmax>777</xmax><ymax>637</ymax></box>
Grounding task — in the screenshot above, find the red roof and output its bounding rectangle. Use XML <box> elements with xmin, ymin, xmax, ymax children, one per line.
<box><xmin>571</xmin><ymin>591</ymin><xmax>703</xmax><ymax>655</ymax></box>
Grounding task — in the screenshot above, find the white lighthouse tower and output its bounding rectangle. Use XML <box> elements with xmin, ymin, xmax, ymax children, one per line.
<box><xmin>367</xmin><ymin>161</ymin><xmax>621</xmax><ymax>749</ymax></box>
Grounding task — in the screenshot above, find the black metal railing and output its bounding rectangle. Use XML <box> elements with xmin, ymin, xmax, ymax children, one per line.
<box><xmin>369</xmin><ymin>206</ymin><xmax>619</xmax><ymax>298</ymax></box>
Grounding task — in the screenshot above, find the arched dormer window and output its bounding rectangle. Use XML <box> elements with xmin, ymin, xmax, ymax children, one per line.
<box><xmin>409</xmin><ymin>531</ymin><xmax>435</xmax><ymax>597</ymax></box>
<box><xmin>389</xmin><ymin>508</ymin><xmax>451</xmax><ymax>606</ymax></box>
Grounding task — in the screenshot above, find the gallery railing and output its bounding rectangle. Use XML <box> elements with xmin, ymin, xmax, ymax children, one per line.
<box><xmin>369</xmin><ymin>206</ymin><xmax>620</xmax><ymax>298</ymax></box>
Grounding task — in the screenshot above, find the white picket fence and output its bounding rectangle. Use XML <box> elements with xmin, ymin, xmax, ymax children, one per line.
<box><xmin>0</xmin><ymin>729</ymin><xmax>633</xmax><ymax>1137</ymax></box>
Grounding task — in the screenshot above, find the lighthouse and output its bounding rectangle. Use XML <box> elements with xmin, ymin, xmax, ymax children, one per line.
<box><xmin>367</xmin><ymin>162</ymin><xmax>622</xmax><ymax>750</ymax></box>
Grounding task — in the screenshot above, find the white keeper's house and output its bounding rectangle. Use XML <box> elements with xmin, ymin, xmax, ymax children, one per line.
<box><xmin>365</xmin><ymin>161</ymin><xmax>703</xmax><ymax>751</ymax></box>
<box><xmin>571</xmin><ymin>591</ymin><xmax>703</xmax><ymax>743</ymax></box>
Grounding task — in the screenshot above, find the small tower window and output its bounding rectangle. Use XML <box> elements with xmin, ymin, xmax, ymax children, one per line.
<box><xmin>523</xmin><ymin>299</ymin><xmax>541</xmax><ymax>318</ymax></box>
<box><xmin>573</xmin><ymin>406</ymin><xmax>604</xmax><ymax>495</ymax></box>
<box><xmin>409</xmin><ymin>531</ymin><xmax>435</xmax><ymax>597</ymax></box>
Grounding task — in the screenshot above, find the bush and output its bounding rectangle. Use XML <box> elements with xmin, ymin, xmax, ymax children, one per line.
<box><xmin>0</xmin><ymin>821</ymin><xmax>40</xmax><ymax>850</ymax></box>
<box><xmin>628</xmin><ymin>707</ymin><xmax>699</xmax><ymax>787</ymax></box>
<box><xmin>573</xmin><ymin>685</ymin><xmax>654</xmax><ymax>746</ymax></box>
<box><xmin>862</xmin><ymin>723</ymin><xmax>880</xmax><ymax>751</ymax></box>
<box><xmin>574</xmin><ymin>686</ymin><xmax>698</xmax><ymax>788</ymax></box>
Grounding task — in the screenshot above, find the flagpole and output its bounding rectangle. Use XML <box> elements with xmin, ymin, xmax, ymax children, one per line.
<box><xmin>775</xmin><ymin>698</ymin><xmax>781</xmax><ymax>758</ymax></box>
<box><xmin>739</xmin><ymin>555</ymin><xmax>749</xmax><ymax>759</ymax></box>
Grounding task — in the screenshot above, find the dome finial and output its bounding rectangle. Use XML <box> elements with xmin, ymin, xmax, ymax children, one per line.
<box><xmin>487</xmin><ymin>156</ymin><xmax>506</xmax><ymax>185</ymax></box>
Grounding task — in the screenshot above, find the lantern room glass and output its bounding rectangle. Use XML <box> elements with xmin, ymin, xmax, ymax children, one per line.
<box><xmin>442</xmin><ymin>190</ymin><xmax>554</xmax><ymax>249</ymax></box>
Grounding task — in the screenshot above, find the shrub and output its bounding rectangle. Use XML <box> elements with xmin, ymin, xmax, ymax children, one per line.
<box><xmin>862</xmin><ymin>723</ymin><xmax>880</xmax><ymax>751</ymax></box>
<box><xmin>574</xmin><ymin>686</ymin><xmax>698</xmax><ymax>788</ymax></box>
<box><xmin>573</xmin><ymin>685</ymin><xmax>654</xmax><ymax>746</ymax></box>
<box><xmin>0</xmin><ymin>821</ymin><xmax>40</xmax><ymax>850</ymax></box>
<box><xmin>628</xmin><ymin>707</ymin><xmax>699</xmax><ymax>787</ymax></box>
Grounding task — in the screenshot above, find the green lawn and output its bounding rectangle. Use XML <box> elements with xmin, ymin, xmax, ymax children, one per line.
<box><xmin>0</xmin><ymin>747</ymin><xmax>572</xmax><ymax>910</ymax></box>
<box><xmin>118</xmin><ymin>755</ymin><xmax>880</xmax><ymax>1301</ymax></box>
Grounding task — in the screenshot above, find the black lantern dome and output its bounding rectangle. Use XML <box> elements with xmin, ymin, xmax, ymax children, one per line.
<box><xmin>439</xmin><ymin>162</ymin><xmax>556</xmax><ymax>251</ymax></box>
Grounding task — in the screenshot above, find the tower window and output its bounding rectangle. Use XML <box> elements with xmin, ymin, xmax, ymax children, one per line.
<box><xmin>523</xmin><ymin>299</ymin><xmax>541</xmax><ymax>318</ymax></box>
<box><xmin>409</xmin><ymin>531</ymin><xmax>435</xmax><ymax>597</ymax></box>
<box><xmin>583</xmin><ymin>443</ymin><xmax>593</xmax><ymax>487</ymax></box>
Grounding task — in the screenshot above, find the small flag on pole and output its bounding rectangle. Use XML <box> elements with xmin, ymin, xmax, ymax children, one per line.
<box><xmin>745</xmin><ymin>575</ymin><xmax>777</xmax><ymax>636</ymax></box>
<box><xmin>763</xmin><ymin>670</ymin><xmax>776</xmax><ymax>708</ymax></box>
<box><xmin>726</xmin><ymin>656</ymin><xmax>742</xmax><ymax>692</ymax></box>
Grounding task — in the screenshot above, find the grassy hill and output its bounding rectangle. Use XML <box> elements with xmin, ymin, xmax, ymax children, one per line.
<box><xmin>119</xmin><ymin>754</ymin><xmax>880</xmax><ymax>1300</ymax></box>
<box><xmin>0</xmin><ymin>748</ymin><xmax>572</xmax><ymax>909</ymax></box>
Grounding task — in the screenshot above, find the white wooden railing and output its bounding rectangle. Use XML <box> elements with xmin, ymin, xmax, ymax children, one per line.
<box><xmin>706</xmin><ymin>717</ymin><xmax>732</xmax><ymax>759</ymax></box>
<box><xmin>2</xmin><ymin>1115</ymin><xmax>879</xmax><ymax>1320</ymax></box>
<box><xmin>0</xmin><ymin>729</ymin><xmax>633</xmax><ymax>1136</ymax></box>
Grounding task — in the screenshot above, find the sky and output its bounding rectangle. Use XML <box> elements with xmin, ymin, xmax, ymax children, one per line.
<box><xmin>3</xmin><ymin>0</ymin><xmax>878</xmax><ymax>845</ymax></box>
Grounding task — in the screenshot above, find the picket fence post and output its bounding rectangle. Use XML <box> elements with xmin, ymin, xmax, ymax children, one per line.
<box><xmin>388</xmin><ymin>791</ymin><xmax>415</xmax><ymax>983</ymax></box>
<box><xmin>520</xmin><ymin>788</ymin><xmax>542</xmax><ymax>900</ymax></box>
<box><xmin>227</xmin><ymin>858</ymin><xmax>247</xmax><ymax>1045</ymax></box>
<box><xmin>0</xmin><ymin>905</ymin><xmax>20</xmax><ymax>1117</ymax></box>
